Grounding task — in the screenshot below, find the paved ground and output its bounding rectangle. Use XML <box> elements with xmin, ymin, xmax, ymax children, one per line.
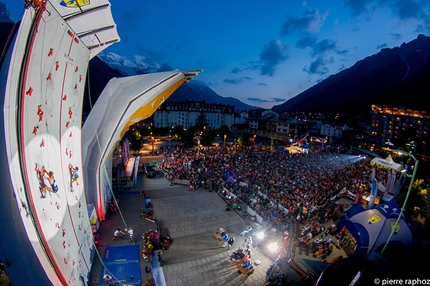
<box><xmin>89</xmin><ymin>155</ymin><xmax>282</xmax><ymax>286</ymax></box>
<box><xmin>88</xmin><ymin>154</ymin><xmax>353</xmax><ymax>286</ymax></box>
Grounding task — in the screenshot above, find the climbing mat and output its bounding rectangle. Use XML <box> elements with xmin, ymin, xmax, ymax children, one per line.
<box><xmin>100</xmin><ymin>244</ymin><xmax>141</xmax><ymax>286</ymax></box>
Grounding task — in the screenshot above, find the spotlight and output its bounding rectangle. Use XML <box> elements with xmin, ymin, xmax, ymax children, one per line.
<box><xmin>268</xmin><ymin>242</ymin><xmax>278</xmax><ymax>252</ymax></box>
<box><xmin>257</xmin><ymin>231</ymin><xmax>265</xmax><ymax>240</ymax></box>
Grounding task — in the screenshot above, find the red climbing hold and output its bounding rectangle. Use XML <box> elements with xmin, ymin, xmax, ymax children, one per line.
<box><xmin>46</xmin><ymin>73</ymin><xmax>52</xmax><ymax>81</ymax></box>
<box><xmin>32</xmin><ymin>126</ymin><xmax>39</xmax><ymax>135</ymax></box>
<box><xmin>63</xmin><ymin>94</ymin><xmax>67</xmax><ymax>101</ymax></box>
<box><xmin>37</xmin><ymin>105</ymin><xmax>44</xmax><ymax>121</ymax></box>
<box><xmin>25</xmin><ymin>87</ymin><xmax>33</xmax><ymax>96</ymax></box>
<box><xmin>75</xmin><ymin>66</ymin><xmax>78</xmax><ymax>72</ymax></box>
<box><xmin>55</xmin><ymin>61</ymin><xmax>59</xmax><ymax>71</ymax></box>
<box><xmin>48</xmin><ymin>48</ymin><xmax>53</xmax><ymax>57</ymax></box>
<box><xmin>68</xmin><ymin>107</ymin><xmax>72</xmax><ymax>119</ymax></box>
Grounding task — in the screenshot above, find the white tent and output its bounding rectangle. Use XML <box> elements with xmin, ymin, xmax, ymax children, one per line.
<box><xmin>370</xmin><ymin>155</ymin><xmax>402</xmax><ymax>172</ymax></box>
<box><xmin>82</xmin><ymin>70</ymin><xmax>202</xmax><ymax>219</ymax></box>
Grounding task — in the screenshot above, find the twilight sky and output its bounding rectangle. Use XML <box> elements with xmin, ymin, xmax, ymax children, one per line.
<box><xmin>6</xmin><ymin>0</ymin><xmax>430</xmax><ymax>109</ymax></box>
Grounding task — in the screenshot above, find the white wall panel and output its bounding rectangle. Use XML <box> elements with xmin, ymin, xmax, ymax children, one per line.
<box><xmin>6</xmin><ymin>3</ymin><xmax>93</xmax><ymax>285</ymax></box>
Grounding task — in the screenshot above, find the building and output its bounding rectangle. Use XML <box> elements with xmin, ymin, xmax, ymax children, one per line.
<box><xmin>234</xmin><ymin>111</ymin><xmax>249</xmax><ymax>125</ymax></box>
<box><xmin>370</xmin><ymin>104</ymin><xmax>429</xmax><ymax>155</ymax></box>
<box><xmin>320</xmin><ymin>123</ymin><xmax>344</xmax><ymax>139</ymax></box>
<box><xmin>153</xmin><ymin>101</ymin><xmax>235</xmax><ymax>129</ymax></box>
<box><xmin>243</xmin><ymin>110</ymin><xmax>309</xmax><ymax>142</ymax></box>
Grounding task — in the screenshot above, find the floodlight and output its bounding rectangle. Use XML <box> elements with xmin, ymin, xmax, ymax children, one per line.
<box><xmin>268</xmin><ymin>243</ymin><xmax>278</xmax><ymax>252</ymax></box>
<box><xmin>257</xmin><ymin>231</ymin><xmax>265</xmax><ymax>240</ymax></box>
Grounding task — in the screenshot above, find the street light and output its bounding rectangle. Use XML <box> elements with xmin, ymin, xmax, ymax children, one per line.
<box><xmin>197</xmin><ymin>139</ymin><xmax>200</xmax><ymax>157</ymax></box>
<box><xmin>169</xmin><ymin>129</ymin><xmax>171</xmax><ymax>149</ymax></box>
<box><xmin>381</xmin><ymin>150</ymin><xmax>419</xmax><ymax>254</ymax></box>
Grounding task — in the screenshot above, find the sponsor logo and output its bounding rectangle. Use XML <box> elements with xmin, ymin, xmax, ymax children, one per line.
<box><xmin>59</xmin><ymin>0</ymin><xmax>90</xmax><ymax>8</ymax></box>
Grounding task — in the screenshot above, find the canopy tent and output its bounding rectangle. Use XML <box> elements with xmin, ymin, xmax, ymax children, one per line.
<box><xmin>370</xmin><ymin>155</ymin><xmax>402</xmax><ymax>172</ymax></box>
<box><xmin>338</xmin><ymin>199</ymin><xmax>412</xmax><ymax>258</ymax></box>
<box><xmin>82</xmin><ymin>70</ymin><xmax>202</xmax><ymax>220</ymax></box>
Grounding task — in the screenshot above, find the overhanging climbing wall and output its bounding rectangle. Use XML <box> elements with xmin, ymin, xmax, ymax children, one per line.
<box><xmin>3</xmin><ymin>2</ymin><xmax>95</xmax><ymax>285</ymax></box>
<box><xmin>21</xmin><ymin>6</ymin><xmax>91</xmax><ymax>285</ymax></box>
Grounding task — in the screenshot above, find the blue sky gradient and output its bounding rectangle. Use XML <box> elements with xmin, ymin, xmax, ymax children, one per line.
<box><xmin>6</xmin><ymin>0</ymin><xmax>430</xmax><ymax>109</ymax></box>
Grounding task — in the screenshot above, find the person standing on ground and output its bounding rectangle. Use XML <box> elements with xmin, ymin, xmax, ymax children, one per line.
<box><xmin>157</xmin><ymin>250</ymin><xmax>164</xmax><ymax>266</ymax></box>
<box><xmin>103</xmin><ymin>273</ymin><xmax>115</xmax><ymax>285</ymax></box>
<box><xmin>226</xmin><ymin>236</ymin><xmax>235</xmax><ymax>250</ymax></box>
<box><xmin>128</xmin><ymin>227</ymin><xmax>134</xmax><ymax>243</ymax></box>
<box><xmin>244</xmin><ymin>236</ymin><xmax>253</xmax><ymax>248</ymax></box>
<box><xmin>112</xmin><ymin>228</ymin><xmax>125</xmax><ymax>241</ymax></box>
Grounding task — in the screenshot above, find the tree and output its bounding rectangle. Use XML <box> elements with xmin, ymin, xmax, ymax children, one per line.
<box><xmin>195</xmin><ymin>111</ymin><xmax>207</xmax><ymax>131</ymax></box>
<box><xmin>174</xmin><ymin>126</ymin><xmax>197</xmax><ymax>149</ymax></box>
<box><xmin>397</xmin><ymin>179</ymin><xmax>429</xmax><ymax>219</ymax></box>
<box><xmin>238</xmin><ymin>133</ymin><xmax>253</xmax><ymax>146</ymax></box>
<box><xmin>124</xmin><ymin>127</ymin><xmax>144</xmax><ymax>152</ymax></box>
<box><xmin>217</xmin><ymin>124</ymin><xmax>231</xmax><ymax>139</ymax></box>
<box><xmin>200</xmin><ymin>127</ymin><xmax>216</xmax><ymax>147</ymax></box>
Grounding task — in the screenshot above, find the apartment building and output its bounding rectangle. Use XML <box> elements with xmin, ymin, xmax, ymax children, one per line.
<box><xmin>153</xmin><ymin>101</ymin><xmax>235</xmax><ymax>129</ymax></box>
<box><xmin>370</xmin><ymin>104</ymin><xmax>429</xmax><ymax>155</ymax></box>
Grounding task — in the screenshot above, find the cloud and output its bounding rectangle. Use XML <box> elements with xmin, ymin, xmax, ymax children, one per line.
<box><xmin>296</xmin><ymin>35</ymin><xmax>339</xmax><ymax>57</ymax></box>
<box><xmin>231</xmin><ymin>67</ymin><xmax>242</xmax><ymax>74</ymax></box>
<box><xmin>248</xmin><ymin>97</ymin><xmax>270</xmax><ymax>103</ymax></box>
<box><xmin>296</xmin><ymin>35</ymin><xmax>318</xmax><ymax>49</ymax></box>
<box><xmin>259</xmin><ymin>39</ymin><xmax>289</xmax><ymax>76</ymax></box>
<box><xmin>280</xmin><ymin>8</ymin><xmax>328</xmax><ymax>35</ymax></box>
<box><xmin>310</xmin><ymin>38</ymin><xmax>337</xmax><ymax>56</ymax></box>
<box><xmin>392</xmin><ymin>0</ymin><xmax>429</xmax><ymax>20</ymax></box>
<box><xmin>257</xmin><ymin>82</ymin><xmax>267</xmax><ymax>86</ymax></box>
<box><xmin>272</xmin><ymin>98</ymin><xmax>286</xmax><ymax>103</ymax></box>
<box><xmin>244</xmin><ymin>61</ymin><xmax>262</xmax><ymax>71</ymax></box>
<box><xmin>376</xmin><ymin>43</ymin><xmax>388</xmax><ymax>49</ymax></box>
<box><xmin>247</xmin><ymin>97</ymin><xmax>286</xmax><ymax>103</ymax></box>
<box><xmin>303</xmin><ymin>56</ymin><xmax>334</xmax><ymax>75</ymax></box>
<box><xmin>389</xmin><ymin>33</ymin><xmax>403</xmax><ymax>40</ymax></box>
<box><xmin>223</xmin><ymin>77</ymin><xmax>252</xmax><ymax>84</ymax></box>
<box><xmin>345</xmin><ymin>0</ymin><xmax>430</xmax><ymax>32</ymax></box>
<box><xmin>343</xmin><ymin>0</ymin><xmax>376</xmax><ymax>17</ymax></box>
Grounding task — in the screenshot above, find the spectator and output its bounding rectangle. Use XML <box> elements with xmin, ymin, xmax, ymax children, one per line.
<box><xmin>240</xmin><ymin>225</ymin><xmax>252</xmax><ymax>236</ymax></box>
<box><xmin>112</xmin><ymin>228</ymin><xmax>125</xmax><ymax>241</ymax></box>
<box><xmin>223</xmin><ymin>236</ymin><xmax>235</xmax><ymax>250</ymax></box>
<box><xmin>128</xmin><ymin>227</ymin><xmax>134</xmax><ymax>243</ymax></box>
<box><xmin>103</xmin><ymin>273</ymin><xmax>114</xmax><ymax>285</ymax></box>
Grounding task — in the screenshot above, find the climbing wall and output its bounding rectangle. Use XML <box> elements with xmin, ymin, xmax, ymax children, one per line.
<box><xmin>19</xmin><ymin>5</ymin><xmax>92</xmax><ymax>285</ymax></box>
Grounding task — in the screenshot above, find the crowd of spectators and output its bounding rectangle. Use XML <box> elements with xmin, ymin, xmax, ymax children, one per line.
<box><xmin>159</xmin><ymin>144</ymin><xmax>376</xmax><ymax>266</ymax></box>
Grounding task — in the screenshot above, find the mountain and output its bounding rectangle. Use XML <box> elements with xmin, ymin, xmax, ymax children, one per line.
<box><xmin>164</xmin><ymin>79</ymin><xmax>258</xmax><ymax>111</ymax></box>
<box><xmin>272</xmin><ymin>34</ymin><xmax>430</xmax><ymax>115</ymax></box>
<box><xmin>97</xmin><ymin>51</ymin><xmax>260</xmax><ymax>111</ymax></box>
<box><xmin>84</xmin><ymin>56</ymin><xmax>123</xmax><ymax>117</ymax></box>
<box><xmin>0</xmin><ymin>2</ymin><xmax>12</xmax><ymax>23</ymax></box>
<box><xmin>97</xmin><ymin>52</ymin><xmax>161</xmax><ymax>76</ymax></box>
